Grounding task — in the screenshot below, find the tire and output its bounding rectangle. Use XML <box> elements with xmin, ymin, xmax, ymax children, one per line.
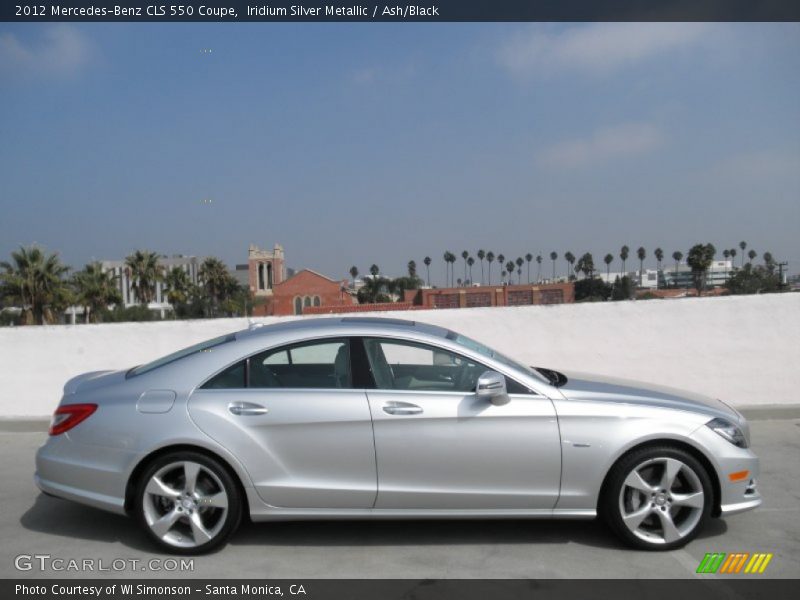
<box><xmin>134</xmin><ymin>451</ymin><xmax>242</xmax><ymax>554</ymax></box>
<box><xmin>601</xmin><ymin>445</ymin><xmax>713</xmax><ymax>551</ymax></box>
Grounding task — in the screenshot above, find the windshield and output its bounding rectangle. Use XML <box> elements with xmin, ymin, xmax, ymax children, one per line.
<box><xmin>127</xmin><ymin>333</ymin><xmax>236</xmax><ymax>378</ymax></box>
<box><xmin>445</xmin><ymin>331</ymin><xmax>550</xmax><ymax>385</ymax></box>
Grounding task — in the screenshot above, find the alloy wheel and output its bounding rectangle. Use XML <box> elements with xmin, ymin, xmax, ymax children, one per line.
<box><xmin>142</xmin><ymin>460</ymin><xmax>229</xmax><ymax>549</ymax></box>
<box><xmin>618</xmin><ymin>456</ymin><xmax>705</xmax><ymax>545</ymax></box>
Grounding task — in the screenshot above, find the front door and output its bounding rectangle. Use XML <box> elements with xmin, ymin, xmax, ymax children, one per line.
<box><xmin>362</xmin><ymin>337</ymin><xmax>561</xmax><ymax>510</ymax></box>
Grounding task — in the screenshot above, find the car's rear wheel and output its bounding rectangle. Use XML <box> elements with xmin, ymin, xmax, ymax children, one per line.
<box><xmin>134</xmin><ymin>451</ymin><xmax>242</xmax><ymax>554</ymax></box>
<box><xmin>602</xmin><ymin>446</ymin><xmax>712</xmax><ymax>550</ymax></box>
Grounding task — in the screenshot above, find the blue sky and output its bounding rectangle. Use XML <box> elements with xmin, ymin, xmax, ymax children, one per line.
<box><xmin>1</xmin><ymin>23</ymin><xmax>799</xmax><ymax>281</ymax></box>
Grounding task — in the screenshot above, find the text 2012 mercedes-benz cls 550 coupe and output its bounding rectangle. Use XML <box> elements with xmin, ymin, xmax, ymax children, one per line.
<box><xmin>35</xmin><ymin>317</ymin><xmax>760</xmax><ymax>554</ymax></box>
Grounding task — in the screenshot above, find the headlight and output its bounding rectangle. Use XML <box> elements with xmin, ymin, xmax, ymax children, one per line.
<box><xmin>707</xmin><ymin>417</ymin><xmax>748</xmax><ymax>448</ymax></box>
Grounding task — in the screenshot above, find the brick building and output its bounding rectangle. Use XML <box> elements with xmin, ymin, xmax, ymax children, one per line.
<box><xmin>404</xmin><ymin>282</ymin><xmax>574</xmax><ymax>309</ymax></box>
<box><xmin>253</xmin><ymin>269</ymin><xmax>356</xmax><ymax>316</ymax></box>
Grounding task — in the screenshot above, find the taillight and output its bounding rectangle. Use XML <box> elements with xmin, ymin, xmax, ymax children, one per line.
<box><xmin>49</xmin><ymin>403</ymin><xmax>97</xmax><ymax>436</ymax></box>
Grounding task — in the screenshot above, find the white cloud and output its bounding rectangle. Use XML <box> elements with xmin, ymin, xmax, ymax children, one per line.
<box><xmin>0</xmin><ymin>25</ymin><xmax>91</xmax><ymax>78</ymax></box>
<box><xmin>537</xmin><ymin>122</ymin><xmax>664</xmax><ymax>169</ymax></box>
<box><xmin>498</xmin><ymin>23</ymin><xmax>711</xmax><ymax>77</ymax></box>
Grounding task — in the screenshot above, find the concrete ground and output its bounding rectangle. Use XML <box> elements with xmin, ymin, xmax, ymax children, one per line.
<box><xmin>1</xmin><ymin>419</ymin><xmax>798</xmax><ymax>579</ymax></box>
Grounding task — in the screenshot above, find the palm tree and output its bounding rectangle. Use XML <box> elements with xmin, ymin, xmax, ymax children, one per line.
<box><xmin>654</xmin><ymin>248</ymin><xmax>664</xmax><ymax>289</ymax></box>
<box><xmin>125</xmin><ymin>250</ymin><xmax>162</xmax><ymax>305</ymax></box>
<box><xmin>164</xmin><ymin>266</ymin><xmax>192</xmax><ymax>306</ymax></box>
<box><xmin>476</xmin><ymin>249</ymin><xmax>486</xmax><ymax>285</ymax></box>
<box><xmin>370</xmin><ymin>264</ymin><xmax>380</xmax><ymax>278</ymax></box>
<box><xmin>73</xmin><ymin>262</ymin><xmax>122</xmax><ymax>323</ymax></box>
<box><xmin>636</xmin><ymin>247</ymin><xmax>646</xmax><ymax>287</ymax></box>
<box><xmin>525</xmin><ymin>253</ymin><xmax>533</xmax><ymax>283</ymax></box>
<box><xmin>549</xmin><ymin>251</ymin><xmax>558</xmax><ymax>280</ymax></box>
<box><xmin>604</xmin><ymin>253</ymin><xmax>614</xmax><ymax>279</ymax></box>
<box><xmin>723</xmin><ymin>249</ymin><xmax>730</xmax><ymax>262</ymax></box>
<box><xmin>505</xmin><ymin>261</ymin><xmax>515</xmax><ymax>284</ymax></box>
<box><xmin>448</xmin><ymin>252</ymin><xmax>457</xmax><ymax>286</ymax></box>
<box><xmin>461</xmin><ymin>251</ymin><xmax>469</xmax><ymax>283</ymax></box>
<box><xmin>672</xmin><ymin>251</ymin><xmax>683</xmax><ymax>287</ymax></box>
<box><xmin>200</xmin><ymin>257</ymin><xmax>232</xmax><ymax>316</ymax></box>
<box><xmin>686</xmin><ymin>244</ymin><xmax>716</xmax><ymax>293</ymax></box>
<box><xmin>576</xmin><ymin>253</ymin><xmax>595</xmax><ymax>279</ymax></box>
<box><xmin>486</xmin><ymin>251</ymin><xmax>495</xmax><ymax>285</ymax></box>
<box><xmin>349</xmin><ymin>266</ymin><xmax>359</xmax><ymax>287</ymax></box>
<box><xmin>516</xmin><ymin>257</ymin><xmax>524</xmax><ymax>284</ymax></box>
<box><xmin>442</xmin><ymin>252</ymin><xmax>451</xmax><ymax>287</ymax></box>
<box><xmin>739</xmin><ymin>241</ymin><xmax>747</xmax><ymax>267</ymax></box>
<box><xmin>620</xmin><ymin>245</ymin><xmax>630</xmax><ymax>274</ymax></box>
<box><xmin>0</xmin><ymin>245</ymin><xmax>71</xmax><ymax>325</ymax></box>
<box><xmin>729</xmin><ymin>248</ymin><xmax>737</xmax><ymax>267</ymax></box>
<box><xmin>467</xmin><ymin>257</ymin><xmax>475</xmax><ymax>284</ymax></box>
<box><xmin>407</xmin><ymin>260</ymin><xmax>417</xmax><ymax>279</ymax></box>
<box><xmin>535</xmin><ymin>254</ymin><xmax>542</xmax><ymax>282</ymax></box>
<box><xmin>496</xmin><ymin>254</ymin><xmax>505</xmax><ymax>281</ymax></box>
<box><xmin>747</xmin><ymin>249</ymin><xmax>757</xmax><ymax>264</ymax></box>
<box><xmin>423</xmin><ymin>256</ymin><xmax>431</xmax><ymax>286</ymax></box>
<box><xmin>564</xmin><ymin>251</ymin><xmax>575</xmax><ymax>281</ymax></box>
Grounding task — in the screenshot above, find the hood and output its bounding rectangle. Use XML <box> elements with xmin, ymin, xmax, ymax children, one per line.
<box><xmin>556</xmin><ymin>370</ymin><xmax>741</xmax><ymax>421</ymax></box>
<box><xmin>63</xmin><ymin>370</ymin><xmax>128</xmax><ymax>396</ymax></box>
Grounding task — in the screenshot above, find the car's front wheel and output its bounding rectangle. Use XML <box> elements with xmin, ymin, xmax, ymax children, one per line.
<box><xmin>134</xmin><ymin>451</ymin><xmax>242</xmax><ymax>554</ymax></box>
<box><xmin>602</xmin><ymin>446</ymin><xmax>713</xmax><ymax>550</ymax></box>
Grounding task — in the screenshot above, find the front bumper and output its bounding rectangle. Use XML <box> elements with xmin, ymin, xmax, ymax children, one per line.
<box><xmin>690</xmin><ymin>424</ymin><xmax>761</xmax><ymax>516</ymax></box>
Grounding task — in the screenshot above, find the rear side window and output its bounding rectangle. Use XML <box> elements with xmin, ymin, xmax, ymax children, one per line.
<box><xmin>201</xmin><ymin>338</ymin><xmax>352</xmax><ymax>390</ymax></box>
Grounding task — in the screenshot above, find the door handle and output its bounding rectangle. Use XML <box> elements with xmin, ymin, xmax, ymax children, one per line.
<box><xmin>383</xmin><ymin>401</ymin><xmax>423</xmax><ymax>416</ymax></box>
<box><xmin>228</xmin><ymin>401</ymin><xmax>269</xmax><ymax>416</ymax></box>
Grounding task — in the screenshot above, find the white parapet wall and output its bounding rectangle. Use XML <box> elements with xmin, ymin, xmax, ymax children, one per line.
<box><xmin>0</xmin><ymin>294</ymin><xmax>797</xmax><ymax>418</ymax></box>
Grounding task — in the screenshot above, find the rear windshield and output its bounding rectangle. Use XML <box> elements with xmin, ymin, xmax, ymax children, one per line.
<box><xmin>127</xmin><ymin>333</ymin><xmax>236</xmax><ymax>378</ymax></box>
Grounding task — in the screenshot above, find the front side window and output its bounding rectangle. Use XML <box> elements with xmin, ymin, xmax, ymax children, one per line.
<box><xmin>363</xmin><ymin>338</ymin><xmax>490</xmax><ymax>393</ymax></box>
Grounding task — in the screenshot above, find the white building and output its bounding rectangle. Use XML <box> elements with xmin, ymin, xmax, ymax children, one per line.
<box><xmin>662</xmin><ymin>260</ymin><xmax>733</xmax><ymax>288</ymax></box>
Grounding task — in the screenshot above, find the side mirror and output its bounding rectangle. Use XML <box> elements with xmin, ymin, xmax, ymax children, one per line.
<box><xmin>476</xmin><ymin>370</ymin><xmax>509</xmax><ymax>406</ymax></box>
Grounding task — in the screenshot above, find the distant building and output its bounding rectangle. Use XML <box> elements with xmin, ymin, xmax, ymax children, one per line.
<box><xmin>253</xmin><ymin>269</ymin><xmax>355</xmax><ymax>316</ymax></box>
<box><xmin>248</xmin><ymin>243</ymin><xmax>286</xmax><ymax>296</ymax></box>
<box><xmin>663</xmin><ymin>260</ymin><xmax>733</xmax><ymax>288</ymax></box>
<box><xmin>597</xmin><ymin>270</ymin><xmax>667</xmax><ymax>289</ymax></box>
<box><xmin>101</xmin><ymin>255</ymin><xmax>201</xmax><ymax>312</ymax></box>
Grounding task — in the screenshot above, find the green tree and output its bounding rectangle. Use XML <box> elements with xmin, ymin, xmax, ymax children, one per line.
<box><xmin>0</xmin><ymin>245</ymin><xmax>71</xmax><ymax>325</ymax></box>
<box><xmin>535</xmin><ymin>254</ymin><xmax>542</xmax><ymax>283</ymax></box>
<box><xmin>125</xmin><ymin>250</ymin><xmax>162</xmax><ymax>306</ymax></box>
<box><xmin>575</xmin><ymin>252</ymin><xmax>595</xmax><ymax>279</ymax></box>
<box><xmin>686</xmin><ymin>243</ymin><xmax>716</xmax><ymax>293</ymax></box>
<box><xmin>525</xmin><ymin>253</ymin><xmax>533</xmax><ymax>283</ymax></box>
<box><xmin>654</xmin><ymin>248</ymin><xmax>664</xmax><ymax>288</ymax></box>
<box><xmin>461</xmin><ymin>250</ymin><xmax>469</xmax><ymax>284</ymax></box>
<box><xmin>739</xmin><ymin>241</ymin><xmax>747</xmax><ymax>267</ymax></box>
<box><xmin>611</xmin><ymin>275</ymin><xmax>634</xmax><ymax>301</ymax></box>
<box><xmin>505</xmin><ymin>261</ymin><xmax>515</xmax><ymax>283</ymax></box>
<box><xmin>349</xmin><ymin>265</ymin><xmax>359</xmax><ymax>287</ymax></box>
<box><xmin>467</xmin><ymin>256</ymin><xmax>475</xmax><ymax>284</ymax></box>
<box><xmin>442</xmin><ymin>252</ymin><xmax>451</xmax><ymax>287</ymax></box>
<box><xmin>574</xmin><ymin>277</ymin><xmax>612</xmax><ymax>302</ymax></box>
<box><xmin>564</xmin><ymin>251</ymin><xmax>576</xmax><ymax>281</ymax></box>
<box><xmin>672</xmin><ymin>251</ymin><xmax>683</xmax><ymax>287</ymax></box>
<box><xmin>486</xmin><ymin>251</ymin><xmax>495</xmax><ymax>285</ymax></box>
<box><xmin>636</xmin><ymin>246</ymin><xmax>646</xmax><ymax>286</ymax></box>
<box><xmin>407</xmin><ymin>260</ymin><xmax>417</xmax><ymax>279</ymax></box>
<box><xmin>726</xmin><ymin>263</ymin><xmax>780</xmax><ymax>295</ymax></box>
<box><xmin>476</xmin><ymin>249</ymin><xmax>486</xmax><ymax>285</ymax></box>
<box><xmin>550</xmin><ymin>251</ymin><xmax>558</xmax><ymax>280</ymax></box>
<box><xmin>164</xmin><ymin>266</ymin><xmax>192</xmax><ymax>307</ymax></box>
<box><xmin>604</xmin><ymin>253</ymin><xmax>614</xmax><ymax>279</ymax></box>
<box><xmin>747</xmin><ymin>249</ymin><xmax>757</xmax><ymax>264</ymax></box>
<box><xmin>729</xmin><ymin>248</ymin><xmax>737</xmax><ymax>267</ymax></box>
<box><xmin>73</xmin><ymin>262</ymin><xmax>122</xmax><ymax>324</ymax></box>
<box><xmin>620</xmin><ymin>245</ymin><xmax>630</xmax><ymax>273</ymax></box>
<box><xmin>423</xmin><ymin>256</ymin><xmax>431</xmax><ymax>286</ymax></box>
<box><xmin>496</xmin><ymin>254</ymin><xmax>505</xmax><ymax>282</ymax></box>
<box><xmin>199</xmin><ymin>257</ymin><xmax>236</xmax><ymax>317</ymax></box>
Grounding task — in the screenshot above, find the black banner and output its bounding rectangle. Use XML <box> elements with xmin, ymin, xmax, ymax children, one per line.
<box><xmin>4</xmin><ymin>579</ymin><xmax>800</xmax><ymax>600</ymax></box>
<box><xmin>3</xmin><ymin>0</ymin><xmax>800</xmax><ymax>22</ymax></box>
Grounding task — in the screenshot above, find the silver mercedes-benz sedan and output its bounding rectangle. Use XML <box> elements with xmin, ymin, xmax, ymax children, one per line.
<box><xmin>35</xmin><ymin>317</ymin><xmax>760</xmax><ymax>554</ymax></box>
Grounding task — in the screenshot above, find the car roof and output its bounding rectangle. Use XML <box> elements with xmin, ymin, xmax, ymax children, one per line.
<box><xmin>236</xmin><ymin>316</ymin><xmax>450</xmax><ymax>341</ymax></box>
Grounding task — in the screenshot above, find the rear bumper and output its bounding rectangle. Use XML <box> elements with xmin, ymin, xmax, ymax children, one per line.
<box><xmin>35</xmin><ymin>433</ymin><xmax>135</xmax><ymax>516</ymax></box>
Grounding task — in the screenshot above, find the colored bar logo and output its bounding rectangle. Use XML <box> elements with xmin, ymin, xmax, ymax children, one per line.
<box><xmin>696</xmin><ymin>552</ymin><xmax>773</xmax><ymax>574</ymax></box>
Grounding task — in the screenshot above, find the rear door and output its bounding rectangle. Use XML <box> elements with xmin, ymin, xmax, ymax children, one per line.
<box><xmin>362</xmin><ymin>337</ymin><xmax>561</xmax><ymax>510</ymax></box>
<box><xmin>188</xmin><ymin>337</ymin><xmax>377</xmax><ymax>509</ymax></box>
